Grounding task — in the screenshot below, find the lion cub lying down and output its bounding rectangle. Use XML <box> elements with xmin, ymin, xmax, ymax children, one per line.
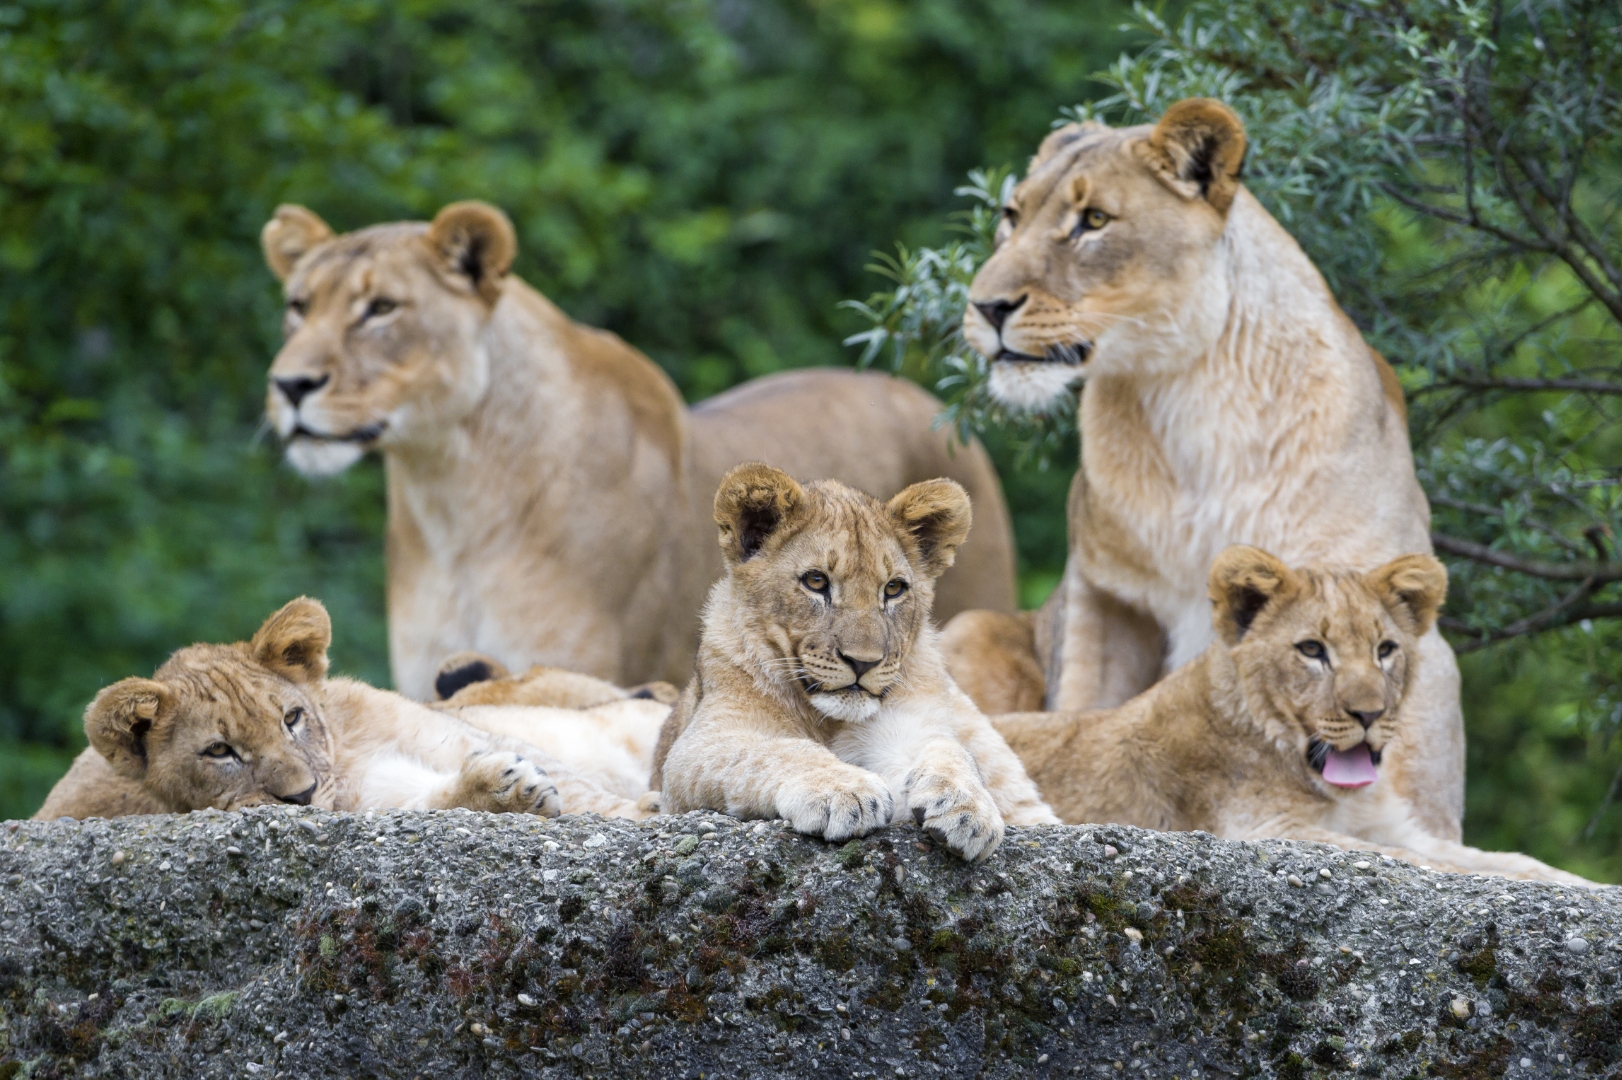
<box><xmin>653</xmin><ymin>465</ymin><xmax>1057</xmax><ymax>861</ymax></box>
<box><xmin>35</xmin><ymin>598</ymin><xmax>664</xmax><ymax>821</ymax></box>
<box><xmin>996</xmin><ymin>547</ymin><xmax>1592</xmax><ymax>885</ymax></box>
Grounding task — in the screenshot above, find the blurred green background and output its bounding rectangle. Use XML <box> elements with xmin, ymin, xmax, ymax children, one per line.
<box><xmin>1</xmin><ymin>0</ymin><xmax>1616</xmax><ymax>881</ymax></box>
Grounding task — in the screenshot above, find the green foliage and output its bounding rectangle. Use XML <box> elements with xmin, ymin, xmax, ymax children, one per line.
<box><xmin>0</xmin><ymin>0</ymin><xmax>1139</xmax><ymax>818</ymax></box>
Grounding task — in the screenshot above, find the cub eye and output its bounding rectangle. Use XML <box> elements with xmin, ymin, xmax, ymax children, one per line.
<box><xmin>1073</xmin><ymin>208</ymin><xmax>1111</xmax><ymax>236</ymax></box>
<box><xmin>800</xmin><ymin>570</ymin><xmax>829</xmax><ymax>594</ymax></box>
<box><xmin>284</xmin><ymin>706</ymin><xmax>305</xmax><ymax>729</ymax></box>
<box><xmin>201</xmin><ymin>742</ymin><xmax>237</xmax><ymax>760</ymax></box>
<box><xmin>1295</xmin><ymin>640</ymin><xmax>1327</xmax><ymax>661</ymax></box>
<box><xmin>286</xmin><ymin>298</ymin><xmax>308</xmax><ymax>317</ymax></box>
<box><xmin>1377</xmin><ymin>641</ymin><xmax>1398</xmax><ymax>660</ymax></box>
<box><xmin>883</xmin><ymin>579</ymin><xmax>908</xmax><ymax>599</ymax></box>
<box><xmin>364</xmin><ymin>298</ymin><xmax>398</xmax><ymax>319</ymax></box>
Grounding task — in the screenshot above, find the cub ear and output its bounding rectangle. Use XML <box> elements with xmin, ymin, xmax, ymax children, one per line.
<box><xmin>1142</xmin><ymin>98</ymin><xmax>1247</xmax><ymax>214</ymax></box>
<box><xmin>85</xmin><ymin>678</ymin><xmax>174</xmax><ymax>782</ymax></box>
<box><xmin>887</xmin><ymin>479</ymin><xmax>973</xmax><ymax>580</ymax></box>
<box><xmin>1366</xmin><ymin>554</ymin><xmax>1448</xmax><ymax>637</ymax></box>
<box><xmin>426</xmin><ymin>201</ymin><xmax>517</xmax><ymax>305</ymax></box>
<box><xmin>1208</xmin><ymin>545</ymin><xmax>1294</xmax><ymax>645</ymax></box>
<box><xmin>714</xmin><ymin>463</ymin><xmax>805</xmax><ymax>565</ymax></box>
<box><xmin>249</xmin><ymin>597</ymin><xmax>332</xmax><ymax>684</ymax></box>
<box><xmin>261</xmin><ymin>205</ymin><xmax>335</xmax><ymax>281</ymax></box>
<box><xmin>1031</xmin><ymin>120</ymin><xmax>1109</xmax><ymax>170</ymax></box>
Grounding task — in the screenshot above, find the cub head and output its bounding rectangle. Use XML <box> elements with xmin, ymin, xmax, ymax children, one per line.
<box><xmin>84</xmin><ymin>598</ymin><xmax>340</xmax><ymax>811</ymax></box>
<box><xmin>1208</xmin><ymin>547</ymin><xmax>1448</xmax><ymax>792</ymax></box>
<box><xmin>712</xmin><ymin>464</ymin><xmax>972</xmax><ymax>723</ymax></box>
<box><xmin>963</xmin><ymin>98</ymin><xmax>1247</xmax><ymax>411</ymax></box>
<box><xmin>261</xmin><ymin>201</ymin><xmax>518</xmax><ymax>475</ymax></box>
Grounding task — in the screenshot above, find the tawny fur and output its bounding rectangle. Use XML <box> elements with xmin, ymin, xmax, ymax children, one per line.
<box><xmin>434</xmin><ymin>652</ymin><xmax>679</xmax><ymax>710</ymax></box>
<box><xmin>260</xmin><ymin>202</ymin><xmax>1016</xmax><ymax>700</ymax></box>
<box><xmin>994</xmin><ymin>547</ymin><xmax>1592</xmax><ymax>886</ymax></box>
<box><xmin>654</xmin><ymin>466</ymin><xmax>1056</xmax><ymax>862</ymax></box>
<box><xmin>34</xmin><ymin>599</ymin><xmax>664</xmax><ymax>821</ymax></box>
<box><xmin>948</xmin><ymin>98</ymin><xmax>1464</xmax><ymax>841</ymax></box>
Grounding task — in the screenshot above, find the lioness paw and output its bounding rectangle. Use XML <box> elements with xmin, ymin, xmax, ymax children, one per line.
<box><xmin>462</xmin><ymin>751</ymin><xmax>561</xmax><ymax>817</ymax></box>
<box><xmin>778</xmin><ymin>769</ymin><xmax>894</xmax><ymax>843</ymax></box>
<box><xmin>906</xmin><ymin>773</ymin><xmax>1004</xmax><ymax>862</ymax></box>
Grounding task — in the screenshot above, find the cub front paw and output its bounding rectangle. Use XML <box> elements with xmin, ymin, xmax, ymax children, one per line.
<box><xmin>778</xmin><ymin>768</ymin><xmax>894</xmax><ymax>842</ymax></box>
<box><xmin>463</xmin><ymin>751</ymin><xmax>561</xmax><ymax>817</ymax></box>
<box><xmin>905</xmin><ymin>773</ymin><xmax>1004</xmax><ymax>862</ymax></box>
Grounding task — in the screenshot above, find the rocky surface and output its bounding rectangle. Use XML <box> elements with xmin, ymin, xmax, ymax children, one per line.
<box><xmin>0</xmin><ymin>810</ymin><xmax>1618</xmax><ymax>1079</ymax></box>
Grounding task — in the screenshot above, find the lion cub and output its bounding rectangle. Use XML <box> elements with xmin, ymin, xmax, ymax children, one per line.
<box><xmin>35</xmin><ymin>598</ymin><xmax>661</xmax><ymax>821</ymax></box>
<box><xmin>996</xmin><ymin>547</ymin><xmax>1593</xmax><ymax>885</ymax></box>
<box><xmin>653</xmin><ymin>464</ymin><xmax>1056</xmax><ymax>861</ymax></box>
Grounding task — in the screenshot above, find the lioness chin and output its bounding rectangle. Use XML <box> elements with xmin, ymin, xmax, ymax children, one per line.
<box><xmin>652</xmin><ymin>464</ymin><xmax>1056</xmax><ymax>862</ymax></box>
<box><xmin>995</xmin><ymin>547</ymin><xmax>1596</xmax><ymax>886</ymax></box>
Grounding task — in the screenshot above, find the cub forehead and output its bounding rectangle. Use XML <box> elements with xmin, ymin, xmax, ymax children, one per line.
<box><xmin>1277</xmin><ymin>572</ymin><xmax>1403</xmax><ymax>644</ymax></box>
<box><xmin>155</xmin><ymin>646</ymin><xmax>307</xmax><ymax>720</ymax></box>
<box><xmin>791</xmin><ymin>488</ymin><xmax>911</xmax><ymax>580</ymax></box>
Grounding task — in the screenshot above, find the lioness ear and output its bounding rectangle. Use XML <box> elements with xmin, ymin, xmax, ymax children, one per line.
<box><xmin>1208</xmin><ymin>545</ymin><xmax>1293</xmax><ymax>645</ymax></box>
<box><xmin>249</xmin><ymin>597</ymin><xmax>332</xmax><ymax>684</ymax></box>
<box><xmin>1367</xmin><ymin>554</ymin><xmax>1448</xmax><ymax>637</ymax></box>
<box><xmin>887</xmin><ymin>479</ymin><xmax>973</xmax><ymax>580</ymax></box>
<box><xmin>1030</xmin><ymin>120</ymin><xmax>1109</xmax><ymax>170</ymax></box>
<box><xmin>714</xmin><ymin>463</ymin><xmax>805</xmax><ymax>565</ymax></box>
<box><xmin>261</xmin><ymin>205</ymin><xmax>335</xmax><ymax>281</ymax></box>
<box><xmin>85</xmin><ymin>678</ymin><xmax>174</xmax><ymax>782</ymax></box>
<box><xmin>426</xmin><ymin>201</ymin><xmax>516</xmax><ymax>305</ymax></box>
<box><xmin>1142</xmin><ymin>98</ymin><xmax>1247</xmax><ymax>214</ymax></box>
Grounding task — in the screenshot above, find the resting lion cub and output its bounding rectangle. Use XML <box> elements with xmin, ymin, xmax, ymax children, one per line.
<box><xmin>654</xmin><ymin>465</ymin><xmax>1056</xmax><ymax>861</ymax></box>
<box><xmin>35</xmin><ymin>599</ymin><xmax>662</xmax><ymax>821</ymax></box>
<box><xmin>996</xmin><ymin>547</ymin><xmax>1592</xmax><ymax>885</ymax></box>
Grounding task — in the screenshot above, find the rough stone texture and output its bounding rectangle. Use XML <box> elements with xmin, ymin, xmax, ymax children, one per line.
<box><xmin>0</xmin><ymin>811</ymin><xmax>1617</xmax><ymax>1079</ymax></box>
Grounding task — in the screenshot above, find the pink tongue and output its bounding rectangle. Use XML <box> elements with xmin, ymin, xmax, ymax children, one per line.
<box><xmin>1322</xmin><ymin>744</ymin><xmax>1378</xmax><ymax>787</ymax></box>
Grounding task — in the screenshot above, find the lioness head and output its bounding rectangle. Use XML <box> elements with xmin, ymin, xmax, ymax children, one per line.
<box><xmin>1208</xmin><ymin>546</ymin><xmax>1447</xmax><ymax>792</ymax></box>
<box><xmin>260</xmin><ymin>201</ymin><xmax>518</xmax><ymax>475</ymax></box>
<box><xmin>963</xmin><ymin>98</ymin><xmax>1247</xmax><ymax>411</ymax></box>
<box><xmin>712</xmin><ymin>464</ymin><xmax>972</xmax><ymax>723</ymax></box>
<box><xmin>85</xmin><ymin>598</ymin><xmax>340</xmax><ymax>811</ymax></box>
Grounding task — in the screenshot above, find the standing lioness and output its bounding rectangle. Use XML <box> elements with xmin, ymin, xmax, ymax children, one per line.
<box><xmin>261</xmin><ymin>202</ymin><xmax>1015</xmax><ymax>699</ymax></box>
<box><xmin>655</xmin><ymin>465</ymin><xmax>1056</xmax><ymax>861</ymax></box>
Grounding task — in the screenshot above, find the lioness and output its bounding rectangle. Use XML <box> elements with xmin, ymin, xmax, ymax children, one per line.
<box><xmin>34</xmin><ymin>599</ymin><xmax>664</xmax><ymax>821</ymax></box>
<box><xmin>261</xmin><ymin>202</ymin><xmax>1016</xmax><ymax>700</ymax></box>
<box><xmin>653</xmin><ymin>465</ymin><xmax>1057</xmax><ymax>861</ymax></box>
<box><xmin>995</xmin><ymin>547</ymin><xmax>1591</xmax><ymax>885</ymax></box>
<box><xmin>943</xmin><ymin>98</ymin><xmax>1465</xmax><ymax>841</ymax></box>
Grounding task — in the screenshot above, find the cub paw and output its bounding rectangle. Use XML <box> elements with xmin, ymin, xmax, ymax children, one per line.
<box><xmin>462</xmin><ymin>751</ymin><xmax>560</xmax><ymax>817</ymax></box>
<box><xmin>905</xmin><ymin>773</ymin><xmax>1004</xmax><ymax>862</ymax></box>
<box><xmin>778</xmin><ymin>768</ymin><xmax>894</xmax><ymax>842</ymax></box>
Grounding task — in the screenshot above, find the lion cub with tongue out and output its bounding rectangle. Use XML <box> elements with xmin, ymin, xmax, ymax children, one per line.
<box><xmin>653</xmin><ymin>464</ymin><xmax>1056</xmax><ymax>861</ymax></box>
<box><xmin>997</xmin><ymin>546</ymin><xmax>1591</xmax><ymax>884</ymax></box>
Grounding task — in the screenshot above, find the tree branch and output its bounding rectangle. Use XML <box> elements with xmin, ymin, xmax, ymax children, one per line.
<box><xmin>1425</xmin><ymin>376</ymin><xmax>1622</xmax><ymax>396</ymax></box>
<box><xmin>1432</xmin><ymin>533</ymin><xmax>1622</xmax><ymax>582</ymax></box>
<box><xmin>1442</xmin><ymin>598</ymin><xmax>1622</xmax><ymax>654</ymax></box>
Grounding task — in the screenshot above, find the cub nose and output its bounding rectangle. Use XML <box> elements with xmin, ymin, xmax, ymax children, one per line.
<box><xmin>276</xmin><ymin>782</ymin><xmax>318</xmax><ymax>806</ymax></box>
<box><xmin>973</xmin><ymin>296</ymin><xmax>1026</xmax><ymax>332</ymax></box>
<box><xmin>1346</xmin><ymin>707</ymin><xmax>1385</xmax><ymax>730</ymax></box>
<box><xmin>275</xmin><ymin>374</ymin><xmax>329</xmax><ymax>407</ymax></box>
<box><xmin>840</xmin><ymin>653</ymin><xmax>880</xmax><ymax>679</ymax></box>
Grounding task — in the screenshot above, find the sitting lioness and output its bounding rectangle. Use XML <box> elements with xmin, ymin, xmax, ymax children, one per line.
<box><xmin>994</xmin><ymin>546</ymin><xmax>1592</xmax><ymax>885</ymax></box>
<box><xmin>34</xmin><ymin>599</ymin><xmax>664</xmax><ymax>821</ymax></box>
<box><xmin>940</xmin><ymin>98</ymin><xmax>1466</xmax><ymax>845</ymax></box>
<box><xmin>653</xmin><ymin>464</ymin><xmax>1057</xmax><ymax>861</ymax></box>
<box><xmin>260</xmin><ymin>201</ymin><xmax>1016</xmax><ymax>700</ymax></box>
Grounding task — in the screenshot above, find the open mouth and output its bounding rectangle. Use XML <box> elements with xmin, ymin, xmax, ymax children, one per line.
<box><xmin>1307</xmin><ymin>739</ymin><xmax>1381</xmax><ymax>789</ymax></box>
<box><xmin>995</xmin><ymin>342</ymin><xmax>1091</xmax><ymax>366</ymax></box>
<box><xmin>291</xmin><ymin>421</ymin><xmax>388</xmax><ymax>444</ymax></box>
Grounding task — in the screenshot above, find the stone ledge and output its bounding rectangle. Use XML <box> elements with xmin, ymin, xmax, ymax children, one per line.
<box><xmin>0</xmin><ymin>810</ymin><xmax>1615</xmax><ymax>1078</ymax></box>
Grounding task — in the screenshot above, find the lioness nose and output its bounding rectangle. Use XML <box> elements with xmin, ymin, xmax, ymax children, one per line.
<box><xmin>1346</xmin><ymin>707</ymin><xmax>1385</xmax><ymax>729</ymax></box>
<box><xmin>275</xmin><ymin>374</ymin><xmax>329</xmax><ymax>407</ymax></box>
<box><xmin>840</xmin><ymin>653</ymin><xmax>880</xmax><ymax>679</ymax></box>
<box><xmin>973</xmin><ymin>296</ymin><xmax>1026</xmax><ymax>332</ymax></box>
<box><xmin>276</xmin><ymin>782</ymin><xmax>318</xmax><ymax>806</ymax></box>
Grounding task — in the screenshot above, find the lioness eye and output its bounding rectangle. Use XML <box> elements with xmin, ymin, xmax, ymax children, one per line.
<box><xmin>201</xmin><ymin>742</ymin><xmax>237</xmax><ymax>760</ymax></box>
<box><xmin>1377</xmin><ymin>641</ymin><xmax>1398</xmax><ymax>660</ymax></box>
<box><xmin>883</xmin><ymin>579</ymin><xmax>908</xmax><ymax>599</ymax></box>
<box><xmin>287</xmin><ymin>298</ymin><xmax>308</xmax><ymax>317</ymax></box>
<box><xmin>1073</xmin><ymin>208</ymin><xmax>1111</xmax><ymax>236</ymax></box>
<box><xmin>284</xmin><ymin>707</ymin><xmax>305</xmax><ymax>729</ymax></box>
<box><xmin>365</xmin><ymin>298</ymin><xmax>398</xmax><ymax>319</ymax></box>
<box><xmin>1295</xmin><ymin>640</ymin><xmax>1327</xmax><ymax>661</ymax></box>
<box><xmin>801</xmin><ymin>570</ymin><xmax>829</xmax><ymax>593</ymax></box>
<box><xmin>1001</xmin><ymin>206</ymin><xmax>1018</xmax><ymax>226</ymax></box>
